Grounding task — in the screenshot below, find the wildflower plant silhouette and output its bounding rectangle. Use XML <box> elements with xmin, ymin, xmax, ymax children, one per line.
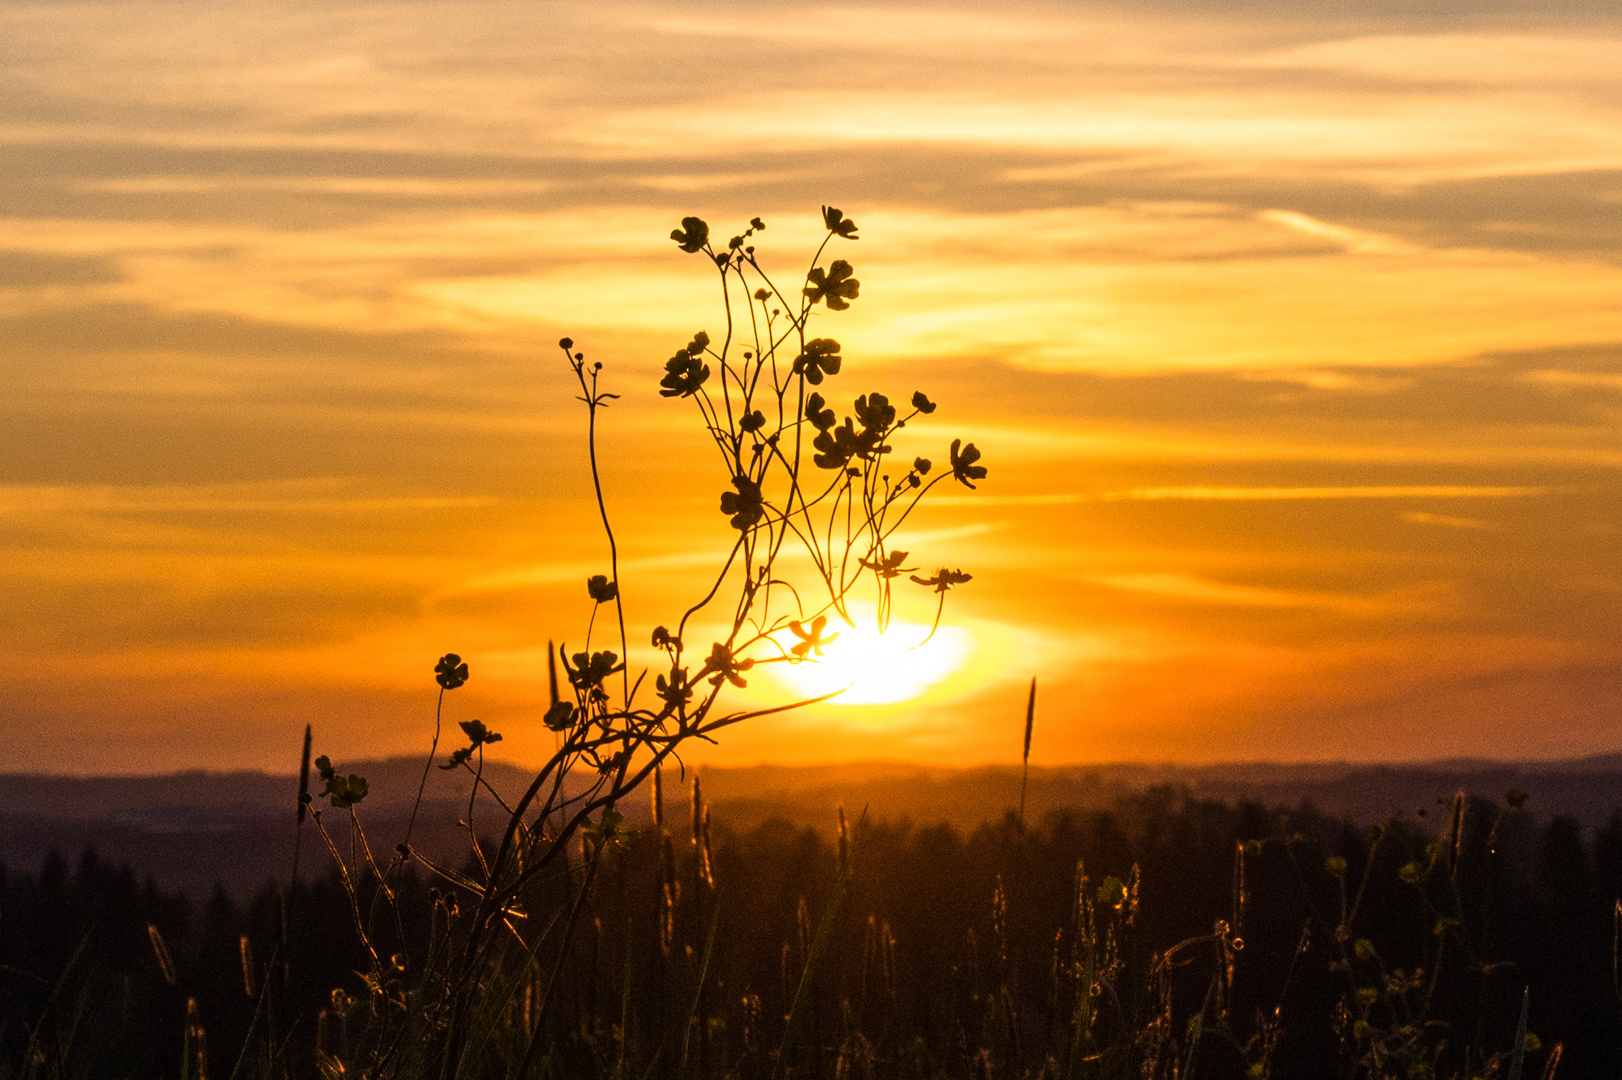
<box><xmin>299</xmin><ymin>207</ymin><xmax>985</xmax><ymax>1077</ymax></box>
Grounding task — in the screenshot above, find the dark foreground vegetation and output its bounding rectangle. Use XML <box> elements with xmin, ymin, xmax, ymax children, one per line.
<box><xmin>3</xmin><ymin>786</ymin><xmax>1617</xmax><ymax>1079</ymax></box>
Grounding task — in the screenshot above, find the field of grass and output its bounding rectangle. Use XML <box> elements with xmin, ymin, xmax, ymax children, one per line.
<box><xmin>2</xmin><ymin>782</ymin><xmax>1615</xmax><ymax>1079</ymax></box>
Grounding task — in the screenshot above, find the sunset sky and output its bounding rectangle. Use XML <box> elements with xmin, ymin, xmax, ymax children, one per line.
<box><xmin>3</xmin><ymin>0</ymin><xmax>1620</xmax><ymax>774</ymax></box>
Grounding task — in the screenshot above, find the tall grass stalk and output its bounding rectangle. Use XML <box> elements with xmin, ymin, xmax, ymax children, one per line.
<box><xmin>1019</xmin><ymin>678</ymin><xmax>1036</xmax><ymax>829</ymax></box>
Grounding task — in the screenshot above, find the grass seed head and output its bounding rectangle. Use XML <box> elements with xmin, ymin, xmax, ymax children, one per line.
<box><xmin>147</xmin><ymin>921</ymin><xmax>177</xmax><ymax>986</ymax></box>
<box><xmin>239</xmin><ymin>934</ymin><xmax>256</xmax><ymax>998</ymax></box>
<box><xmin>297</xmin><ymin>724</ymin><xmax>312</xmax><ymax>824</ymax></box>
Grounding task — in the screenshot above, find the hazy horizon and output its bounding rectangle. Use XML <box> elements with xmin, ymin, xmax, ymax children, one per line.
<box><xmin>12</xmin><ymin>750</ymin><xmax>1622</xmax><ymax>783</ymax></box>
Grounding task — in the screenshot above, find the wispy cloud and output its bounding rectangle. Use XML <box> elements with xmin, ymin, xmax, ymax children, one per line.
<box><xmin>931</xmin><ymin>485</ymin><xmax>1548</xmax><ymax>506</ymax></box>
<box><xmin>1521</xmin><ymin>369</ymin><xmax>1622</xmax><ymax>392</ymax></box>
<box><xmin>1083</xmin><ymin>572</ymin><xmax>1422</xmax><ymax>614</ymax></box>
<box><xmin>1108</xmin><ymin>485</ymin><xmax>1548</xmax><ymax>500</ymax></box>
<box><xmin>1403</xmin><ymin>511</ymin><xmax>1494</xmax><ymax>529</ymax></box>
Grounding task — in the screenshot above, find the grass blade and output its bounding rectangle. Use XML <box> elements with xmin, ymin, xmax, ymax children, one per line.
<box><xmin>771</xmin><ymin>861</ymin><xmax>853</xmax><ymax>1080</ymax></box>
<box><xmin>226</xmin><ymin>941</ymin><xmax>282</xmax><ymax>1080</ymax></box>
<box><xmin>677</xmin><ymin>902</ymin><xmax>721</xmax><ymax>1075</ymax></box>
<box><xmin>1508</xmin><ymin>986</ymin><xmax>1529</xmax><ymax>1080</ymax></box>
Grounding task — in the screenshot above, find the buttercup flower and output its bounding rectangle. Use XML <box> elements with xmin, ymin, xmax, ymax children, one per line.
<box><xmin>813</xmin><ymin>418</ymin><xmax>862</xmax><ymax>470</ymax></box>
<box><xmin>660</xmin><ymin>350</ymin><xmax>710</xmax><ymax>398</ymax></box>
<box><xmin>442</xmin><ymin>720</ymin><xmax>502</xmax><ymax>763</ymax></box>
<box><xmin>543</xmin><ymin>701</ymin><xmax>576</xmax><ymax>731</ymax></box>
<box><xmin>793</xmin><ymin>338</ymin><xmax>843</xmax><ymax>385</ymax></box>
<box><xmin>804</xmin><ymin>393</ymin><xmax>836</xmax><ymax>432</ymax></box>
<box><xmin>786</xmin><ymin>615</ymin><xmax>840</xmax><ymax>659</ymax></box>
<box><xmin>859</xmin><ymin>549</ymin><xmax>915</xmax><ymax>579</ymax></box>
<box><xmin>656</xmin><ymin>665</ymin><xmax>694</xmax><ymax>711</ymax></box>
<box><xmin>567</xmin><ymin>650</ymin><xmax>622</xmax><ymax>691</ymax></box>
<box><xmin>435</xmin><ymin>653</ymin><xmax>469</xmax><ymax>690</ymax></box>
<box><xmin>315</xmin><ymin>755</ymin><xmax>369</xmax><ymax>809</ymax></box>
<box><xmin>583</xmin><ymin>808</ymin><xmax>636</xmax><ymax>853</ymax></box>
<box><xmin>720</xmin><ymin>474</ymin><xmax>764</xmax><ymax>530</ymax></box>
<box><xmin>457</xmin><ymin>718</ymin><xmax>502</xmax><ymax>747</ymax></box>
<box><xmin>803</xmin><ymin>260</ymin><xmax>860</xmax><ymax>310</ymax></box>
<box><xmin>700</xmin><ymin>641</ymin><xmax>755</xmax><ymax>688</ymax></box>
<box><xmin>949</xmin><ymin>439</ymin><xmax>987</xmax><ymax>488</ymax></box>
<box><xmin>854</xmin><ymin>393</ymin><xmax>895</xmax><ymax>433</ymax></box>
<box><xmin>586</xmin><ymin>575</ymin><xmax>617</xmax><ymax>602</ymax></box>
<box><xmin>910</xmin><ymin>567</ymin><xmax>972</xmax><ymax>593</ymax></box>
<box><xmin>822</xmin><ymin>206</ymin><xmax>859</xmax><ymax>239</ymax></box>
<box><xmin>670</xmin><ymin>216</ymin><xmax>709</xmax><ymax>253</ymax></box>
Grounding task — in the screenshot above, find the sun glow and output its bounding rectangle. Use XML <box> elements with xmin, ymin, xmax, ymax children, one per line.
<box><xmin>762</xmin><ymin>606</ymin><xmax>975</xmax><ymax>706</ymax></box>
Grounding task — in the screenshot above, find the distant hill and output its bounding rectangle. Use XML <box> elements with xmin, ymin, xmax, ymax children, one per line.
<box><xmin>4</xmin><ymin>756</ymin><xmax>1621</xmax><ymax>898</ymax></box>
<box><xmin>0</xmin><ymin>757</ymin><xmax>544</xmax><ymax>899</ymax></box>
<box><xmin>688</xmin><ymin>756</ymin><xmax>1622</xmax><ymax>833</ymax></box>
<box><xmin>0</xmin><ymin>757</ymin><xmax>548</xmax><ymax>820</ymax></box>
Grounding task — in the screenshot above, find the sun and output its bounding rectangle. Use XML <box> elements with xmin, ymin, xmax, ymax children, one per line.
<box><xmin>761</xmin><ymin>604</ymin><xmax>975</xmax><ymax>706</ymax></box>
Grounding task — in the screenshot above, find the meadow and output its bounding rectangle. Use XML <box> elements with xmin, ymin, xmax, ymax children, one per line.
<box><xmin>1</xmin><ymin>783</ymin><xmax>1614</xmax><ymax>1079</ymax></box>
<box><xmin>2</xmin><ymin>210</ymin><xmax>1613</xmax><ymax>1080</ymax></box>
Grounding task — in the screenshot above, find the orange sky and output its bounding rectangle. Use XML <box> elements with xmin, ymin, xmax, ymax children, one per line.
<box><xmin>2</xmin><ymin>0</ymin><xmax>1620</xmax><ymax>773</ymax></box>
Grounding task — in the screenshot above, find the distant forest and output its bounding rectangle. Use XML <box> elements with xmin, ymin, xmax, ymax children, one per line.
<box><xmin>3</xmin><ymin>787</ymin><xmax>1619</xmax><ymax>1078</ymax></box>
<box><xmin>11</xmin><ymin>756</ymin><xmax>1622</xmax><ymax>899</ymax></box>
